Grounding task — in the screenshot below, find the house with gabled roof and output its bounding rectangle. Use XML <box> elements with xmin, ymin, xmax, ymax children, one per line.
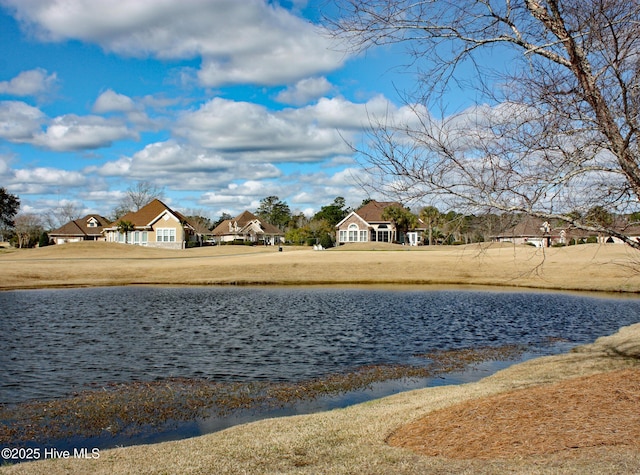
<box><xmin>211</xmin><ymin>210</ymin><xmax>284</xmax><ymax>245</ymax></box>
<box><xmin>492</xmin><ymin>215</ymin><xmax>640</xmax><ymax>247</ymax></box>
<box><xmin>49</xmin><ymin>214</ymin><xmax>110</xmax><ymax>244</ymax></box>
<box><xmin>102</xmin><ymin>199</ymin><xmax>207</xmax><ymax>249</ymax></box>
<box><xmin>335</xmin><ymin>200</ymin><xmax>423</xmax><ymax>245</ymax></box>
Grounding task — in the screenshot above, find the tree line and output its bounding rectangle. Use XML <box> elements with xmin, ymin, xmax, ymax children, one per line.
<box><xmin>2</xmin><ymin>181</ymin><xmax>633</xmax><ymax>249</ymax></box>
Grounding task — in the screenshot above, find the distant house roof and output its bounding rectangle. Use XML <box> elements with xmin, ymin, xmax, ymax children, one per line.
<box><xmin>211</xmin><ymin>210</ymin><xmax>283</xmax><ymax>236</ymax></box>
<box><xmin>104</xmin><ymin>199</ymin><xmax>207</xmax><ymax>233</ymax></box>
<box><xmin>355</xmin><ymin>201</ymin><xmax>403</xmax><ymax>222</ymax></box>
<box><xmin>494</xmin><ymin>215</ymin><xmax>640</xmax><ymax>241</ymax></box>
<box><xmin>49</xmin><ymin>214</ymin><xmax>110</xmax><ymax>238</ymax></box>
<box><xmin>496</xmin><ymin>216</ymin><xmax>552</xmax><ymax>238</ymax></box>
<box><xmin>335</xmin><ymin>200</ymin><xmax>404</xmax><ymax>229</ymax></box>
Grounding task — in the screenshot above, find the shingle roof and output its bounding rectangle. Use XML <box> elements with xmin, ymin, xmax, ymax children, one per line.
<box><xmin>108</xmin><ymin>199</ymin><xmax>206</xmax><ymax>233</ymax></box>
<box><xmin>355</xmin><ymin>201</ymin><xmax>402</xmax><ymax>223</ymax></box>
<box><xmin>211</xmin><ymin>210</ymin><xmax>283</xmax><ymax>236</ymax></box>
<box><xmin>49</xmin><ymin>214</ymin><xmax>110</xmax><ymax>237</ymax></box>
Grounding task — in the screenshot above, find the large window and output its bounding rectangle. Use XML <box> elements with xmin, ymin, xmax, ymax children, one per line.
<box><xmin>156</xmin><ymin>228</ymin><xmax>176</xmax><ymax>242</ymax></box>
<box><xmin>340</xmin><ymin>224</ymin><xmax>369</xmax><ymax>243</ymax></box>
<box><xmin>372</xmin><ymin>224</ymin><xmax>390</xmax><ymax>242</ymax></box>
<box><xmin>132</xmin><ymin>231</ymin><xmax>148</xmax><ymax>245</ymax></box>
<box><xmin>340</xmin><ymin>224</ymin><xmax>367</xmax><ymax>242</ymax></box>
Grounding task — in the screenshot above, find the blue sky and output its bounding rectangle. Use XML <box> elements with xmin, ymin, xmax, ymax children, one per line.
<box><xmin>0</xmin><ymin>0</ymin><xmax>463</xmax><ymax>222</ymax></box>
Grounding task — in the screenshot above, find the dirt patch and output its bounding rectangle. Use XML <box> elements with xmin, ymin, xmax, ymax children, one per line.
<box><xmin>387</xmin><ymin>368</ymin><xmax>640</xmax><ymax>460</ymax></box>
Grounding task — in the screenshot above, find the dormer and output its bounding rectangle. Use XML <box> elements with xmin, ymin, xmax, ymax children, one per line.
<box><xmin>86</xmin><ymin>216</ymin><xmax>99</xmax><ymax>228</ymax></box>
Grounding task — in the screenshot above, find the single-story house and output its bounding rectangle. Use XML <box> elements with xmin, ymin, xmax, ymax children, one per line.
<box><xmin>493</xmin><ymin>216</ymin><xmax>640</xmax><ymax>246</ymax></box>
<box><xmin>335</xmin><ymin>200</ymin><xmax>424</xmax><ymax>245</ymax></box>
<box><xmin>210</xmin><ymin>210</ymin><xmax>284</xmax><ymax>245</ymax></box>
<box><xmin>102</xmin><ymin>199</ymin><xmax>207</xmax><ymax>249</ymax></box>
<box><xmin>49</xmin><ymin>214</ymin><xmax>110</xmax><ymax>244</ymax></box>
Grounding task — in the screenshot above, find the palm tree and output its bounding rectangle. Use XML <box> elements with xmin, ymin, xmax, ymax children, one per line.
<box><xmin>382</xmin><ymin>206</ymin><xmax>418</xmax><ymax>244</ymax></box>
<box><xmin>420</xmin><ymin>206</ymin><xmax>441</xmax><ymax>246</ymax></box>
<box><xmin>116</xmin><ymin>220</ymin><xmax>134</xmax><ymax>244</ymax></box>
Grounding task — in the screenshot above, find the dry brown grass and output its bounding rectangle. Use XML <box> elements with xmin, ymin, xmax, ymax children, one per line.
<box><xmin>1</xmin><ymin>242</ymin><xmax>640</xmax><ymax>474</ymax></box>
<box><xmin>1</xmin><ymin>240</ymin><xmax>640</xmax><ymax>292</ymax></box>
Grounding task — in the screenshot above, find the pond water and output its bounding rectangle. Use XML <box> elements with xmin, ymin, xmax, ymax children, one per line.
<box><xmin>1</xmin><ymin>286</ymin><xmax>639</xmax><ymax>405</ymax></box>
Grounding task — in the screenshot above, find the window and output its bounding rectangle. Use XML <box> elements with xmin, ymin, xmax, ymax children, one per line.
<box><xmin>377</xmin><ymin>230</ymin><xmax>390</xmax><ymax>242</ymax></box>
<box><xmin>132</xmin><ymin>231</ymin><xmax>149</xmax><ymax>245</ymax></box>
<box><xmin>348</xmin><ymin>224</ymin><xmax>359</xmax><ymax>242</ymax></box>
<box><xmin>156</xmin><ymin>228</ymin><xmax>176</xmax><ymax>242</ymax></box>
<box><xmin>340</xmin><ymin>225</ymin><xmax>369</xmax><ymax>243</ymax></box>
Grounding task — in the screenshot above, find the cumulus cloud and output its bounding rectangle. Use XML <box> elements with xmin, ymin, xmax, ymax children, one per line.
<box><xmin>4</xmin><ymin>0</ymin><xmax>346</xmax><ymax>87</ymax></box>
<box><xmin>199</xmin><ymin>180</ymin><xmax>289</xmax><ymax>210</ymax></box>
<box><xmin>90</xmin><ymin>141</ymin><xmax>282</xmax><ymax>189</ymax></box>
<box><xmin>32</xmin><ymin>114</ymin><xmax>137</xmax><ymax>151</ymax></box>
<box><xmin>0</xmin><ymin>101</ymin><xmax>45</xmax><ymax>141</ymax></box>
<box><xmin>0</xmin><ymin>101</ymin><xmax>138</xmax><ymax>151</ymax></box>
<box><xmin>174</xmin><ymin>97</ymin><xmax>352</xmax><ymax>162</ymax></box>
<box><xmin>285</xmin><ymin>95</ymin><xmax>394</xmax><ymax>130</ymax></box>
<box><xmin>0</xmin><ymin>68</ymin><xmax>57</xmax><ymax>96</ymax></box>
<box><xmin>275</xmin><ymin>77</ymin><xmax>333</xmax><ymax>105</ymax></box>
<box><xmin>93</xmin><ymin>89</ymin><xmax>136</xmax><ymax>113</ymax></box>
<box><xmin>10</xmin><ymin>167</ymin><xmax>88</xmax><ymax>194</ymax></box>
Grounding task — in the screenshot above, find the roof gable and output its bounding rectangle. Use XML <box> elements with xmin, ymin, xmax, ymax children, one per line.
<box><xmin>107</xmin><ymin>199</ymin><xmax>205</xmax><ymax>234</ymax></box>
<box><xmin>50</xmin><ymin>214</ymin><xmax>110</xmax><ymax>236</ymax></box>
<box><xmin>336</xmin><ymin>201</ymin><xmax>403</xmax><ymax>228</ymax></box>
<box><xmin>356</xmin><ymin>201</ymin><xmax>403</xmax><ymax>222</ymax></box>
<box><xmin>335</xmin><ymin>210</ymin><xmax>370</xmax><ymax>228</ymax></box>
<box><xmin>211</xmin><ymin>210</ymin><xmax>284</xmax><ymax>236</ymax></box>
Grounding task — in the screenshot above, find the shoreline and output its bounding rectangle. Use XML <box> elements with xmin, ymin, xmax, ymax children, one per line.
<box><xmin>1</xmin><ymin>324</ymin><xmax>638</xmax><ymax>474</ymax></box>
<box><xmin>1</xmin><ymin>241</ymin><xmax>640</xmax><ymax>473</ymax></box>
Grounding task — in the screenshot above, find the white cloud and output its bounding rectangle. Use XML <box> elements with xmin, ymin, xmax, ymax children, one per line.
<box><xmin>10</xmin><ymin>167</ymin><xmax>88</xmax><ymax>194</ymax></box>
<box><xmin>275</xmin><ymin>77</ymin><xmax>333</xmax><ymax>105</ymax></box>
<box><xmin>174</xmin><ymin>97</ymin><xmax>351</xmax><ymax>162</ymax></box>
<box><xmin>4</xmin><ymin>0</ymin><xmax>347</xmax><ymax>87</ymax></box>
<box><xmin>0</xmin><ymin>68</ymin><xmax>57</xmax><ymax>96</ymax></box>
<box><xmin>279</xmin><ymin>95</ymin><xmax>394</xmax><ymax>131</ymax></box>
<box><xmin>33</xmin><ymin>114</ymin><xmax>137</xmax><ymax>151</ymax></box>
<box><xmin>90</xmin><ymin>141</ymin><xmax>282</xmax><ymax>189</ymax></box>
<box><xmin>93</xmin><ymin>89</ymin><xmax>135</xmax><ymax>113</ymax></box>
<box><xmin>0</xmin><ymin>101</ymin><xmax>45</xmax><ymax>141</ymax></box>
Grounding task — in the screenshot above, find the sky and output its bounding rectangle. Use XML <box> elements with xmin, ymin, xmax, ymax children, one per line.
<box><xmin>0</xmin><ymin>0</ymin><xmax>454</xmax><ymax>222</ymax></box>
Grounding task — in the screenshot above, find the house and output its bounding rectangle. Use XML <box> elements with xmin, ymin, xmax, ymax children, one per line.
<box><xmin>210</xmin><ymin>210</ymin><xmax>284</xmax><ymax>245</ymax></box>
<box><xmin>49</xmin><ymin>214</ymin><xmax>110</xmax><ymax>244</ymax></box>
<box><xmin>492</xmin><ymin>215</ymin><xmax>640</xmax><ymax>247</ymax></box>
<box><xmin>102</xmin><ymin>199</ymin><xmax>207</xmax><ymax>249</ymax></box>
<box><xmin>335</xmin><ymin>200</ymin><xmax>423</xmax><ymax>245</ymax></box>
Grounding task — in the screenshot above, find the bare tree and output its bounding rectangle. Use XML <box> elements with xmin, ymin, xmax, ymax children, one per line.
<box><xmin>115</xmin><ymin>181</ymin><xmax>166</xmax><ymax>218</ymax></box>
<box><xmin>329</xmin><ymin>0</ymin><xmax>640</xmax><ymax>249</ymax></box>
<box><xmin>43</xmin><ymin>202</ymin><xmax>81</xmax><ymax>230</ymax></box>
<box><xmin>14</xmin><ymin>213</ymin><xmax>43</xmax><ymax>248</ymax></box>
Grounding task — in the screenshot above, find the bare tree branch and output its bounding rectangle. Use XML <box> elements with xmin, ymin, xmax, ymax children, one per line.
<box><xmin>329</xmin><ymin>0</ymin><xmax>640</xmax><ymax>249</ymax></box>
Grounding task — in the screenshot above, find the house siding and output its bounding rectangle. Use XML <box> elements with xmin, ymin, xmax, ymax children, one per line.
<box><xmin>336</xmin><ymin>214</ymin><xmax>370</xmax><ymax>243</ymax></box>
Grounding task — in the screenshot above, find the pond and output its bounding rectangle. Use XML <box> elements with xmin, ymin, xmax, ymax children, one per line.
<box><xmin>1</xmin><ymin>286</ymin><xmax>639</xmax><ymax>452</ymax></box>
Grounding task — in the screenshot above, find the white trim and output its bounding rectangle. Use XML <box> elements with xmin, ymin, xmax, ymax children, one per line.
<box><xmin>335</xmin><ymin>211</ymin><xmax>369</xmax><ymax>229</ymax></box>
